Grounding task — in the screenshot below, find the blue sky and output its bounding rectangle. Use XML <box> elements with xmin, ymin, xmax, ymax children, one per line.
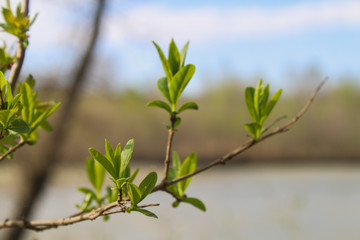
<box><xmin>4</xmin><ymin>0</ymin><xmax>359</xmax><ymax>94</ymax></box>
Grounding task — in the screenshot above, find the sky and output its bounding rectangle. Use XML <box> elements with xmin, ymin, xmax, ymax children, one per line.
<box><xmin>1</xmin><ymin>0</ymin><xmax>359</xmax><ymax>94</ymax></box>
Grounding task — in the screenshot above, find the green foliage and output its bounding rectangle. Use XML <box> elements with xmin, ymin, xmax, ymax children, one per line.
<box><xmin>244</xmin><ymin>79</ymin><xmax>282</xmax><ymax>140</ymax></box>
<box><xmin>167</xmin><ymin>151</ymin><xmax>206</xmax><ymax>212</ymax></box>
<box><xmin>0</xmin><ymin>71</ymin><xmax>59</xmax><ymax>155</ymax></box>
<box><xmin>0</xmin><ymin>1</ymin><xmax>38</xmax><ymax>47</ymax></box>
<box><xmin>0</xmin><ymin>43</ymin><xmax>15</xmax><ymax>73</ymax></box>
<box><xmin>85</xmin><ymin>139</ymin><xmax>158</xmax><ymax>218</ymax></box>
<box><xmin>147</xmin><ymin>39</ymin><xmax>198</xmax><ymax>129</ymax></box>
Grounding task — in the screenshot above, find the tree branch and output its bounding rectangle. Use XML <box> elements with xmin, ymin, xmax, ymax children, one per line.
<box><xmin>153</xmin><ymin>79</ymin><xmax>327</xmax><ymax>192</ymax></box>
<box><xmin>0</xmin><ymin>202</ymin><xmax>159</xmax><ymax>232</ymax></box>
<box><xmin>0</xmin><ymin>138</ymin><xmax>25</xmax><ymax>162</ymax></box>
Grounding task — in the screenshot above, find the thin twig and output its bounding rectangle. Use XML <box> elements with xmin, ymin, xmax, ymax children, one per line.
<box><xmin>0</xmin><ymin>202</ymin><xmax>159</xmax><ymax>231</ymax></box>
<box><xmin>162</xmin><ymin>128</ymin><xmax>175</xmax><ymax>182</ymax></box>
<box><xmin>8</xmin><ymin>0</ymin><xmax>30</xmax><ymax>93</ymax></box>
<box><xmin>153</xmin><ymin>79</ymin><xmax>327</xmax><ymax>192</ymax></box>
<box><xmin>0</xmin><ymin>138</ymin><xmax>25</xmax><ymax>162</ymax></box>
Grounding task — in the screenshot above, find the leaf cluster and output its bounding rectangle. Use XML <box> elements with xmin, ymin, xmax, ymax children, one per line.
<box><xmin>0</xmin><ymin>72</ymin><xmax>59</xmax><ymax>156</ymax></box>
<box><xmin>167</xmin><ymin>151</ymin><xmax>206</xmax><ymax>212</ymax></box>
<box><xmin>244</xmin><ymin>79</ymin><xmax>282</xmax><ymax>140</ymax></box>
<box><xmin>84</xmin><ymin>139</ymin><xmax>158</xmax><ymax>218</ymax></box>
<box><xmin>0</xmin><ymin>1</ymin><xmax>38</xmax><ymax>47</ymax></box>
<box><xmin>148</xmin><ymin>39</ymin><xmax>198</xmax><ymax>129</ymax></box>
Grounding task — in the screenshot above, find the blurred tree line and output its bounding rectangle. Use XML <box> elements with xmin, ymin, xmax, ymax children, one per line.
<box><xmin>9</xmin><ymin>76</ymin><xmax>360</xmax><ymax>167</ymax></box>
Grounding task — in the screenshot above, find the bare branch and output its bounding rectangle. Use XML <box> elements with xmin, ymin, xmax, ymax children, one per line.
<box><xmin>162</xmin><ymin>128</ymin><xmax>175</xmax><ymax>182</ymax></box>
<box><xmin>153</xmin><ymin>79</ymin><xmax>327</xmax><ymax>192</ymax></box>
<box><xmin>0</xmin><ymin>138</ymin><xmax>25</xmax><ymax>162</ymax></box>
<box><xmin>0</xmin><ymin>202</ymin><xmax>159</xmax><ymax>232</ymax></box>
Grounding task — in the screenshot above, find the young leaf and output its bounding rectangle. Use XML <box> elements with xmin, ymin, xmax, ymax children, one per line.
<box><xmin>178</xmin><ymin>152</ymin><xmax>197</xmax><ymax>195</ymax></box>
<box><xmin>86</xmin><ymin>158</ymin><xmax>96</xmax><ymax>189</ymax></box>
<box><xmin>245</xmin><ymin>87</ymin><xmax>257</xmax><ymax>122</ymax></box>
<box><xmin>153</xmin><ymin>41</ymin><xmax>173</xmax><ymax>82</ymax></box>
<box><xmin>147</xmin><ymin>100</ymin><xmax>172</xmax><ymax>114</ymax></box>
<box><xmin>20</xmin><ymin>82</ymin><xmax>35</xmax><ymax>124</ymax></box>
<box><xmin>89</xmin><ymin>148</ymin><xmax>116</xmax><ymax>179</ymax></box>
<box><xmin>168</xmin><ymin>39</ymin><xmax>181</xmax><ymax>75</ymax></box>
<box><xmin>120</xmin><ymin>139</ymin><xmax>134</xmax><ymax>178</ymax></box>
<box><xmin>113</xmin><ymin>143</ymin><xmax>121</xmax><ymax>178</ymax></box>
<box><xmin>131</xmin><ymin>207</ymin><xmax>158</xmax><ymax>219</ymax></box>
<box><xmin>157</xmin><ymin>77</ymin><xmax>171</xmax><ymax>103</ymax></box>
<box><xmin>28</xmin><ymin>102</ymin><xmax>61</xmax><ymax>134</ymax></box>
<box><xmin>179</xmin><ymin>41</ymin><xmax>189</xmax><ymax>67</ymax></box>
<box><xmin>169</xmin><ymin>64</ymin><xmax>195</xmax><ymax>106</ymax></box>
<box><xmin>174</xmin><ymin>117</ymin><xmax>181</xmax><ymax>129</ymax></box>
<box><xmin>253</xmin><ymin>79</ymin><xmax>263</xmax><ymax>119</ymax></box>
<box><xmin>172</xmin><ymin>151</ymin><xmax>181</xmax><ymax>176</ymax></box>
<box><xmin>8</xmin><ymin>119</ymin><xmax>30</xmax><ymax>133</ymax></box>
<box><xmin>94</xmin><ymin>159</ymin><xmax>105</xmax><ymax>194</ymax></box>
<box><xmin>139</xmin><ymin>172</ymin><xmax>157</xmax><ymax>201</ymax></box>
<box><xmin>261</xmin><ymin>89</ymin><xmax>283</xmax><ymax>124</ymax></box>
<box><xmin>177</xmin><ymin>102</ymin><xmax>198</xmax><ymax>113</ymax></box>
<box><xmin>182</xmin><ymin>197</ymin><xmax>206</xmax><ymax>212</ymax></box>
<box><xmin>105</xmin><ymin>139</ymin><xmax>114</xmax><ymax>161</ymax></box>
<box><xmin>127</xmin><ymin>182</ymin><xmax>142</xmax><ymax>206</ymax></box>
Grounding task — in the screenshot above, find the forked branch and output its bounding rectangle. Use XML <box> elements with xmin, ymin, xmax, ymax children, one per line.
<box><xmin>153</xmin><ymin>79</ymin><xmax>327</xmax><ymax>192</ymax></box>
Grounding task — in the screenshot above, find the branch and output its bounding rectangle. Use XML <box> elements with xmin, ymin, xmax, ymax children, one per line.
<box><xmin>8</xmin><ymin>0</ymin><xmax>30</xmax><ymax>92</ymax></box>
<box><xmin>0</xmin><ymin>138</ymin><xmax>25</xmax><ymax>162</ymax></box>
<box><xmin>162</xmin><ymin>128</ymin><xmax>175</xmax><ymax>182</ymax></box>
<box><xmin>153</xmin><ymin>79</ymin><xmax>327</xmax><ymax>192</ymax></box>
<box><xmin>0</xmin><ymin>202</ymin><xmax>159</xmax><ymax>231</ymax></box>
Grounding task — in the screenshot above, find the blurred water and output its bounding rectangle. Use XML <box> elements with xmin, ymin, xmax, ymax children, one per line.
<box><xmin>1</xmin><ymin>165</ymin><xmax>360</xmax><ymax>240</ymax></box>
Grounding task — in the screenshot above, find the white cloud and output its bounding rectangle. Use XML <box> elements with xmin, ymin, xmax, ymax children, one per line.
<box><xmin>104</xmin><ymin>1</ymin><xmax>360</xmax><ymax>44</ymax></box>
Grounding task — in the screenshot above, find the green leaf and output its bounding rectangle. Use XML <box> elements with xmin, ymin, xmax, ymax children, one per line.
<box><xmin>172</xmin><ymin>151</ymin><xmax>181</xmax><ymax>176</ymax></box>
<box><xmin>169</xmin><ymin>64</ymin><xmax>195</xmax><ymax>106</ymax></box>
<box><xmin>177</xmin><ymin>102</ymin><xmax>198</xmax><ymax>113</ymax></box>
<box><xmin>147</xmin><ymin>100</ymin><xmax>172</xmax><ymax>114</ymax></box>
<box><xmin>178</xmin><ymin>152</ymin><xmax>197</xmax><ymax>196</ymax></box>
<box><xmin>182</xmin><ymin>197</ymin><xmax>206</xmax><ymax>212</ymax></box>
<box><xmin>120</xmin><ymin>139</ymin><xmax>134</xmax><ymax>178</ymax></box>
<box><xmin>86</xmin><ymin>158</ymin><xmax>96</xmax><ymax>189</ymax></box>
<box><xmin>153</xmin><ymin>41</ymin><xmax>173</xmax><ymax>82</ymax></box>
<box><xmin>131</xmin><ymin>207</ymin><xmax>158</xmax><ymax>219</ymax></box>
<box><xmin>166</xmin><ymin>169</ymin><xmax>180</xmax><ymax>197</ymax></box>
<box><xmin>0</xmin><ymin>109</ymin><xmax>17</xmax><ymax>127</ymax></box>
<box><xmin>20</xmin><ymin>82</ymin><xmax>35</xmax><ymax>124</ymax></box>
<box><xmin>116</xmin><ymin>178</ymin><xmax>128</xmax><ymax>189</ymax></box>
<box><xmin>105</xmin><ymin>139</ymin><xmax>114</xmax><ymax>161</ymax></box>
<box><xmin>157</xmin><ymin>77</ymin><xmax>171</xmax><ymax>103</ymax></box>
<box><xmin>139</xmin><ymin>172</ymin><xmax>157</xmax><ymax>201</ymax></box>
<box><xmin>94</xmin><ymin>160</ymin><xmax>105</xmax><ymax>194</ymax></box>
<box><xmin>76</xmin><ymin>192</ymin><xmax>94</xmax><ymax>212</ymax></box>
<box><xmin>253</xmin><ymin>79</ymin><xmax>263</xmax><ymax>119</ymax></box>
<box><xmin>259</xmin><ymin>84</ymin><xmax>269</xmax><ymax>115</ymax></box>
<box><xmin>180</xmin><ymin>41</ymin><xmax>189</xmax><ymax>67</ymax></box>
<box><xmin>113</xmin><ymin>142</ymin><xmax>121</xmax><ymax>178</ymax></box>
<box><xmin>262</xmin><ymin>89</ymin><xmax>283</xmax><ymax>124</ymax></box>
<box><xmin>245</xmin><ymin>87</ymin><xmax>257</xmax><ymax>122</ymax></box>
<box><xmin>8</xmin><ymin>119</ymin><xmax>30</xmax><ymax>133</ymax></box>
<box><xmin>28</xmin><ymin>102</ymin><xmax>61</xmax><ymax>134</ymax></box>
<box><xmin>127</xmin><ymin>183</ymin><xmax>142</xmax><ymax>206</ymax></box>
<box><xmin>244</xmin><ymin>122</ymin><xmax>262</xmax><ymax>140</ymax></box>
<box><xmin>89</xmin><ymin>148</ymin><xmax>116</xmax><ymax>179</ymax></box>
<box><xmin>168</xmin><ymin>39</ymin><xmax>181</xmax><ymax>75</ymax></box>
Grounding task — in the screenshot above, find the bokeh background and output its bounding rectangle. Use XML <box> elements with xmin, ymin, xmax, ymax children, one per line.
<box><xmin>1</xmin><ymin>0</ymin><xmax>360</xmax><ymax>239</ymax></box>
